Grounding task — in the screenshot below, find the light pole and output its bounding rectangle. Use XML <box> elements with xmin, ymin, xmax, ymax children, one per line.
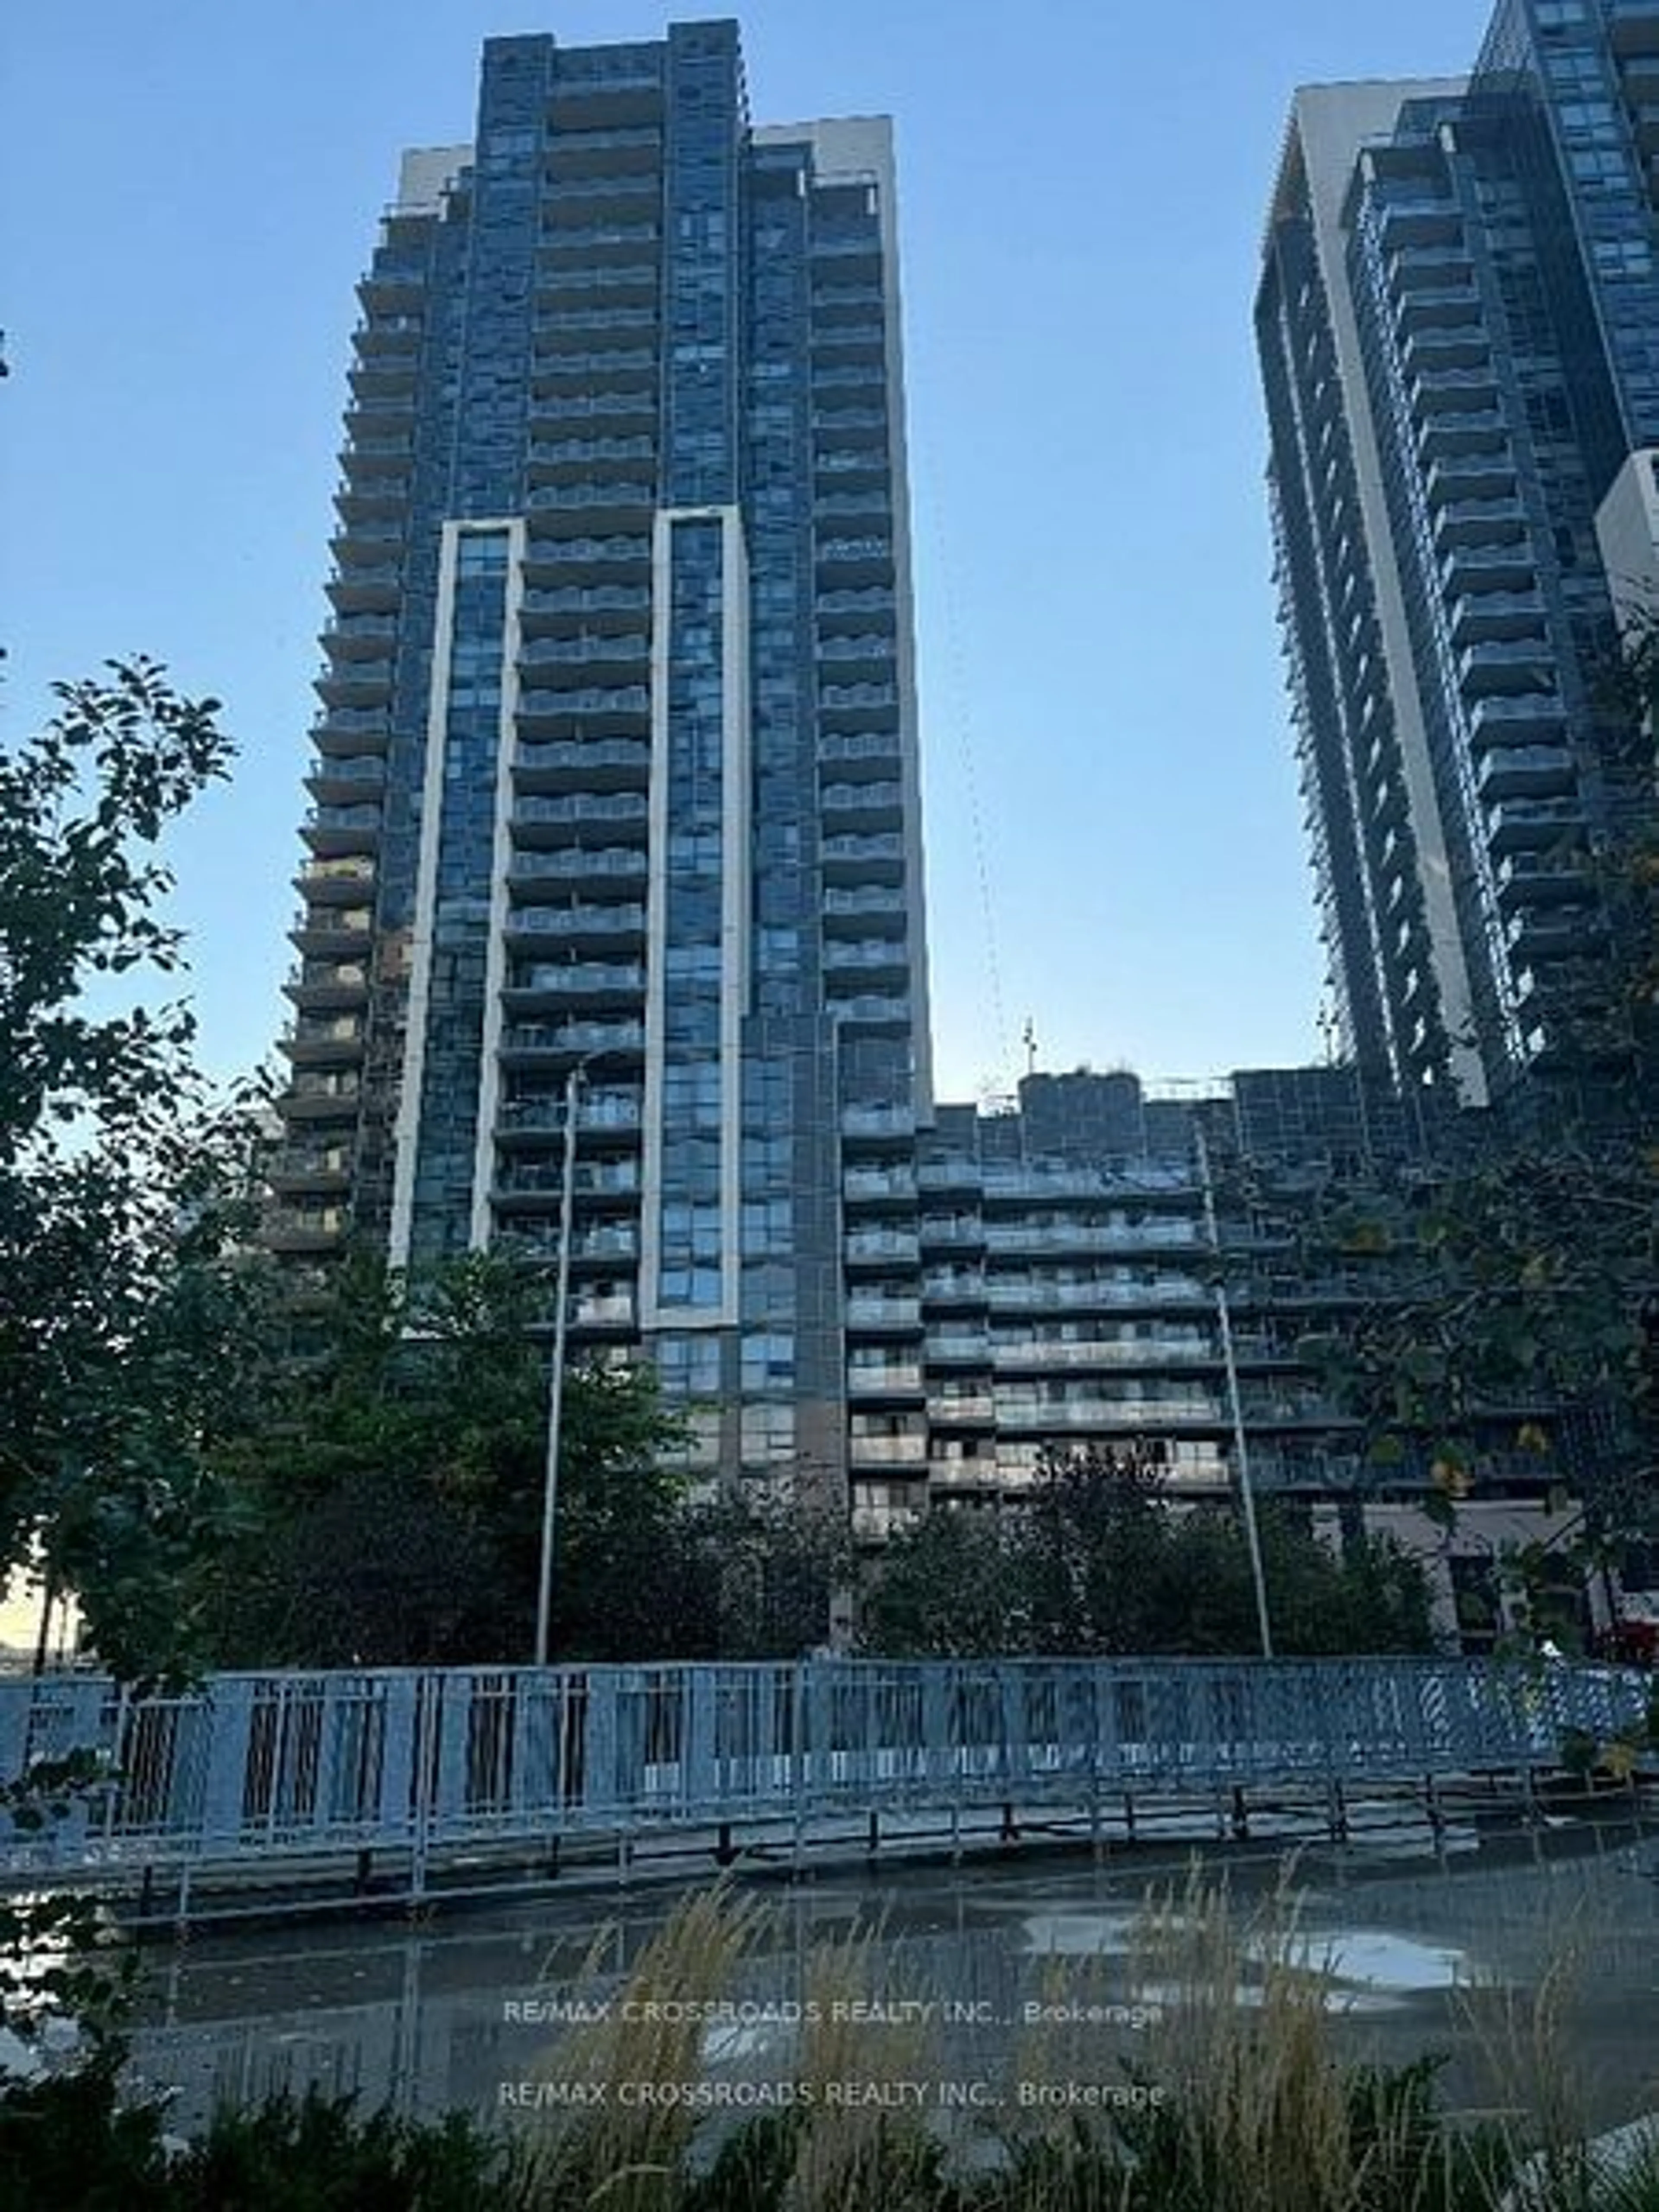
<box><xmin>534</xmin><ymin>1057</ymin><xmax>585</xmax><ymax>1668</ymax></box>
<box><xmin>1194</xmin><ymin>1122</ymin><xmax>1274</xmax><ymax>1660</ymax></box>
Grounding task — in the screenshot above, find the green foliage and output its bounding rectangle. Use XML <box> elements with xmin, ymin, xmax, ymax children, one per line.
<box><xmin>197</xmin><ymin>1251</ymin><xmax>700</xmax><ymax>1665</ymax></box>
<box><xmin>1294</xmin><ymin>1132</ymin><xmax>1659</xmax><ymax>1563</ymax></box>
<box><xmin>861</xmin><ymin>1443</ymin><xmax>1434</xmax><ymax>1659</ymax></box>
<box><xmin>0</xmin><ymin>2072</ymin><xmax>531</xmax><ymax>2212</ymax></box>
<box><xmin>171</xmin><ymin>2088</ymin><xmax>534</xmax><ymax>2211</ymax></box>
<box><xmin>0</xmin><ymin>658</ymin><xmax>276</xmax><ymax>1682</ymax></box>
<box><xmin>858</xmin><ymin>1503</ymin><xmax>1030</xmax><ymax>1658</ymax></box>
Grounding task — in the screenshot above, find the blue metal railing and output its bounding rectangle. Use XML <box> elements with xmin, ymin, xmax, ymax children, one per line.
<box><xmin>0</xmin><ymin>1657</ymin><xmax>1648</xmax><ymax>1888</ymax></box>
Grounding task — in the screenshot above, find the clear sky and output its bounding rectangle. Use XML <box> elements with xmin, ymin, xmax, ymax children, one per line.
<box><xmin>2</xmin><ymin>0</ymin><xmax>1491</xmax><ymax>1107</ymax></box>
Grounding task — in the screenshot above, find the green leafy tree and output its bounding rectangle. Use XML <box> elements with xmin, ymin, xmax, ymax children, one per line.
<box><xmin>680</xmin><ymin>1475</ymin><xmax>854</xmax><ymax>1659</ymax></box>
<box><xmin>200</xmin><ymin>1252</ymin><xmax>696</xmax><ymax>1665</ymax></box>
<box><xmin>857</xmin><ymin>1504</ymin><xmax>1028</xmax><ymax>1657</ymax></box>
<box><xmin>859</xmin><ymin>1442</ymin><xmax>1433</xmax><ymax>1659</ymax></box>
<box><xmin>0</xmin><ymin>658</ymin><xmax>272</xmax><ymax>1681</ymax></box>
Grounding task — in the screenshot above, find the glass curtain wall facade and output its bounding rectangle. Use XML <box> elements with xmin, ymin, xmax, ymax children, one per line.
<box><xmin>271</xmin><ymin>25</ymin><xmax>930</xmax><ymax>1492</ymax></box>
<box><xmin>1259</xmin><ymin>1</ymin><xmax>1659</xmax><ymax>1116</ymax></box>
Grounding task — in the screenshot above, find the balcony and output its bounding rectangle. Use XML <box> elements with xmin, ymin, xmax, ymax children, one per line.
<box><xmin>305</xmin><ymin>755</ymin><xmax>386</xmax><ymax>804</ymax></box>
<box><xmin>321</xmin><ymin>612</ymin><xmax>399</xmax><ymax>661</ymax></box>
<box><xmin>516</xmin><ymin>683</ymin><xmax>650</xmax><ymax>738</ymax></box>
<box><xmin>539</xmin><ymin>216</ymin><xmax>661</xmax><ymax>261</ymax></box>
<box><xmin>1441</xmin><ymin>540</ymin><xmax>1535</xmax><ymax>597</ymax></box>
<box><xmin>844</xmin><ymin>1169</ymin><xmax>917</xmax><ymax>1210</ymax></box>
<box><xmin>845</xmin><ymin>1227</ymin><xmax>921</xmax><ymax>1268</ymax></box>
<box><xmin>334</xmin><ymin>477</ymin><xmax>411</xmax><ymax>526</ymax></box>
<box><xmin>927</xmin><ymin>1392</ymin><xmax>995</xmax><ymax>1424</ymax></box>
<box><xmin>819</xmin><ymin>683</ymin><xmax>899</xmax><ymax>736</ymax></box>
<box><xmin>530</xmin><ymin>390</ymin><xmax>658</xmax><ymax>429</ymax></box>
<box><xmin>498</xmin><ymin>1019</ymin><xmax>645</xmax><ymax>1065</ymax></box>
<box><xmin>1402</xmin><ymin>324</ymin><xmax>1489</xmax><ymax>378</ymax></box>
<box><xmin>267</xmin><ymin>1143</ymin><xmax>352</xmax><ymax>1195</ymax></box>
<box><xmin>830</xmin><ymin>993</ymin><xmax>911</xmax><ymax>1033</ymax></box>
<box><xmin>1448</xmin><ymin>589</ymin><xmax>1546</xmax><ymax>648</ymax></box>
<box><xmin>1493</xmin><ymin>849</ymin><xmax>1589</xmax><ymax>908</ymax></box>
<box><xmin>284</xmin><ymin>958</ymin><xmax>369</xmax><ymax>1010</ymax></box>
<box><xmin>520</xmin><ymin>531</ymin><xmax>652</xmax><ymax>582</ymax></box>
<box><xmin>848</xmin><ymin>1432</ymin><xmax>928</xmax><ymax>1469</ymax></box>
<box><xmin>815</xmin><ymin>536</ymin><xmax>895</xmax><ymax>586</ymax></box>
<box><xmin>1417</xmin><ymin>407</ymin><xmax>1507</xmax><ymax>463</ymax></box>
<box><xmin>1395</xmin><ymin>282</ymin><xmax>1480</xmax><ymax>336</ymax></box>
<box><xmin>503</xmin><ymin>961</ymin><xmax>647</xmax><ymax>1010</ymax></box>
<box><xmin>497</xmin><ymin>1092</ymin><xmax>643</xmax><ymax>1138</ymax></box>
<box><xmin>1484</xmin><ymin>798</ymin><xmax>1586</xmax><ymax>855</ymax></box>
<box><xmin>300</xmin><ymin>804</ymin><xmax>381</xmax><ymax>859</ymax></box>
<box><xmin>1378</xmin><ymin>196</ymin><xmax>1461</xmax><ymax>252</ymax></box>
<box><xmin>818</xmin><ymin>585</ymin><xmax>896</xmax><ymax>628</ymax></box>
<box><xmin>1457</xmin><ymin>637</ymin><xmax>1557</xmax><ymax>697</ymax></box>
<box><xmin>823</xmin><ymin>886</ymin><xmax>907</xmax><ymax>934</ymax></box>
<box><xmin>820</xmin><ymin>733</ymin><xmax>903</xmax><ymax>782</ymax></box>
<box><xmin>817</xmin><ymin>632</ymin><xmax>897</xmax><ymax>679</ymax></box>
<box><xmin>518</xmin><ymin>583</ymin><xmax>652</xmax><ymax>631</ymax></box>
<box><xmin>822</xmin><ymin>831</ymin><xmax>905</xmax><ymax>881</ymax></box>
<box><xmin>847</xmin><ymin>1363</ymin><xmax>925</xmax><ymax>1398</ymax></box>
<box><xmin>986</xmin><ymin>1277</ymin><xmax>1208</xmax><ymax>1313</ymax></box>
<box><xmin>982</xmin><ymin>1219</ymin><xmax>1204</xmax><ymax>1258</ymax></box>
<box><xmin>290</xmin><ymin>905</ymin><xmax>372</xmax><ymax>954</ymax></box>
<box><xmin>534</xmin><ymin>263</ymin><xmax>659</xmax><ymax>311</ymax></box>
<box><xmin>1467</xmin><ymin>692</ymin><xmax>1566</xmax><ymax>751</ymax></box>
<box><xmin>282</xmin><ymin>1014</ymin><xmax>365</xmax><ymax>1065</ymax></box>
<box><xmin>844</xmin><ymin>1295</ymin><xmax>922</xmax><ymax>1331</ymax></box>
<box><xmin>1424</xmin><ymin>453</ymin><xmax>1515</xmax><ymax>508</ymax></box>
<box><xmin>502</xmin><ymin>902</ymin><xmax>646</xmax><ymax>948</ymax></box>
<box><xmin>351</xmin><ymin>313</ymin><xmax>423</xmax><ymax>359</ymax></box>
<box><xmin>1506</xmin><ymin>908</ymin><xmax>1608</xmax><ymax>965</ymax></box>
<box><xmin>326</xmin><ymin>563</ymin><xmax>401</xmax><ymax>615</ymax></box>
<box><xmin>531</xmin><ymin>349</ymin><xmax>658</xmax><ymax>398</ymax></box>
<box><xmin>314</xmin><ymin>661</ymin><xmax>394</xmax><ymax>709</ymax></box>
<box><xmin>525</xmin><ymin>481</ymin><xmax>655</xmax><ymax>532</ymax></box>
<box><xmin>356</xmin><ymin>261</ymin><xmax>426</xmax><ymax>315</ymax></box>
<box><xmin>518</xmin><ymin>633</ymin><xmax>650</xmax><ymax>681</ymax></box>
<box><xmin>280</xmin><ymin>1070</ymin><xmax>361</xmax><ymax>1119</ymax></box>
<box><xmin>924</xmin><ymin>1330</ymin><xmax>989</xmax><ymax>1362</ymax></box>
<box><xmin>533</xmin><ymin>307</ymin><xmax>658</xmax><ymax>356</ymax></box>
<box><xmin>1475</xmin><ymin>744</ymin><xmax>1576</xmax><ymax>803</ymax></box>
<box><xmin>294</xmin><ymin>858</ymin><xmax>376</xmax><ymax>904</ymax></box>
<box><xmin>512</xmin><ymin>737</ymin><xmax>649</xmax><ymax>795</ymax></box>
<box><xmin>820</xmin><ymin>779</ymin><xmax>903</xmax><ymax>833</ymax></box>
<box><xmin>264</xmin><ymin>1205</ymin><xmax>350</xmax><ymax>1255</ymax></box>
<box><xmin>1411</xmin><ymin>364</ymin><xmax>1499</xmax><ymax>416</ymax></box>
<box><xmin>1388</xmin><ymin>243</ymin><xmax>1471</xmax><ymax>293</ymax></box>
<box><xmin>508</xmin><ymin>847</ymin><xmax>647</xmax><ymax>890</ymax></box>
<box><xmin>1432</xmin><ymin>495</ymin><xmax>1528</xmax><ymax>553</ymax></box>
<box><xmin>568</xmin><ymin>1291</ymin><xmax>638</xmax><ymax>1331</ymax></box>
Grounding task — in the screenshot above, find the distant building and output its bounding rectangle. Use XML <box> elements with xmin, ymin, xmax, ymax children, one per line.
<box><xmin>1258</xmin><ymin>2</ymin><xmax>1659</xmax><ymax>1117</ymax></box>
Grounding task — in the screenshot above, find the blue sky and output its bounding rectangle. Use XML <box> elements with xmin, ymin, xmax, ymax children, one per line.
<box><xmin>2</xmin><ymin>0</ymin><xmax>1490</xmax><ymax>1106</ymax></box>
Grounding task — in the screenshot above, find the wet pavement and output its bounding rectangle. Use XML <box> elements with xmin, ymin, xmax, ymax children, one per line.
<box><xmin>128</xmin><ymin>1806</ymin><xmax>1659</xmax><ymax>2139</ymax></box>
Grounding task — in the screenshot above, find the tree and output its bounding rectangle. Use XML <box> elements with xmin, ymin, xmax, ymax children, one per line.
<box><xmin>857</xmin><ymin>1505</ymin><xmax>1027</xmax><ymax>1658</ymax></box>
<box><xmin>0</xmin><ymin>658</ymin><xmax>271</xmax><ymax>1681</ymax></box>
<box><xmin>198</xmin><ymin>1252</ymin><xmax>698</xmax><ymax>1666</ymax></box>
<box><xmin>681</xmin><ymin>1476</ymin><xmax>854</xmax><ymax>1660</ymax></box>
<box><xmin>858</xmin><ymin>1443</ymin><xmax>1434</xmax><ymax>1659</ymax></box>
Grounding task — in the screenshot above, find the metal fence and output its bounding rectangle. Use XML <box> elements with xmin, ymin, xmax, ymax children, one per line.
<box><xmin>0</xmin><ymin>1657</ymin><xmax>1649</xmax><ymax>1890</ymax></box>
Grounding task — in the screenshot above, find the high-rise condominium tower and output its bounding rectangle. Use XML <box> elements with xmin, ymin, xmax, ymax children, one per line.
<box><xmin>1257</xmin><ymin>0</ymin><xmax>1659</xmax><ymax>1117</ymax></box>
<box><xmin>271</xmin><ymin>22</ymin><xmax>930</xmax><ymax>1483</ymax></box>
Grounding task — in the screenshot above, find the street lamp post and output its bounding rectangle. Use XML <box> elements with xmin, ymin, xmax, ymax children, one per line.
<box><xmin>1194</xmin><ymin>1122</ymin><xmax>1274</xmax><ymax>1660</ymax></box>
<box><xmin>534</xmin><ymin>1058</ymin><xmax>585</xmax><ymax>1668</ymax></box>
